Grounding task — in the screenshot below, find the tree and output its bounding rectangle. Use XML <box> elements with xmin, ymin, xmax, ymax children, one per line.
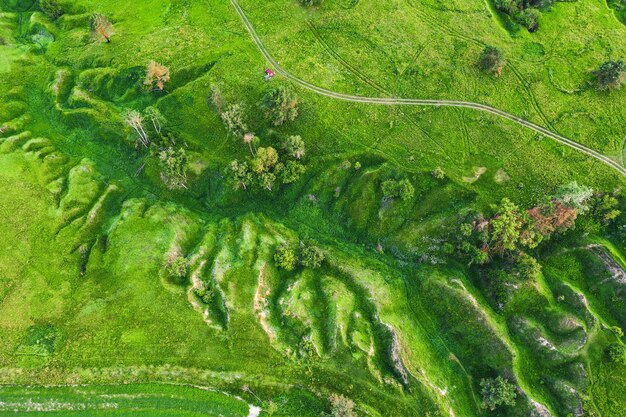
<box><xmin>275</xmin><ymin>244</ymin><xmax>297</xmax><ymax>271</ymax></box>
<box><xmin>260</xmin><ymin>87</ymin><xmax>299</xmax><ymax>126</ymax></box>
<box><xmin>39</xmin><ymin>0</ymin><xmax>63</xmax><ymax>20</ymax></box>
<box><xmin>300</xmin><ymin>244</ymin><xmax>325</xmax><ymax>269</ymax></box>
<box><xmin>518</xmin><ymin>8</ymin><xmax>540</xmax><ymax>32</ymax></box>
<box><xmin>590</xmin><ymin>193</ymin><xmax>621</xmax><ymax>225</ymax></box>
<box><xmin>259</xmin><ymin>172</ymin><xmax>277</xmax><ymax>191</ymax></box>
<box><xmin>284</xmin><ymin>135</ymin><xmax>306</xmax><ymax>159</ymax></box>
<box><xmin>158</xmin><ymin>147</ymin><xmax>187</xmax><ymax>189</ymax></box>
<box><xmin>553</xmin><ymin>182</ymin><xmax>593</xmax><ymax>213</ymax></box>
<box><xmin>243</xmin><ymin>133</ymin><xmax>259</xmax><ymax>155</ymax></box>
<box><xmin>478</xmin><ymin>46</ymin><xmax>506</xmax><ymax>76</ymax></box>
<box><xmin>516</xmin><ymin>253</ymin><xmax>541</xmax><ymax>280</ymax></box>
<box><xmin>227</xmin><ymin>160</ymin><xmax>253</xmax><ymax>191</ymax></box>
<box><xmin>594</xmin><ymin>60</ymin><xmax>626</xmax><ymax>90</ymax></box>
<box><xmin>381</xmin><ymin>178</ymin><xmax>414</xmax><ymax>201</ymax></box>
<box><xmin>607</xmin><ymin>343</ymin><xmax>625</xmax><ymax>364</ymax></box>
<box><xmin>220</xmin><ymin>104</ymin><xmax>248</xmax><ymax>138</ymax></box>
<box><xmin>329</xmin><ymin>393</ymin><xmax>356</xmax><ymax>417</ymax></box>
<box><xmin>123</xmin><ymin>110</ymin><xmax>149</xmax><ymax>147</ymax></box>
<box><xmin>490</xmin><ymin>198</ymin><xmax>523</xmax><ymax>254</ymax></box>
<box><xmin>90</xmin><ymin>13</ymin><xmax>114</xmax><ymax>43</ymax></box>
<box><xmin>251</xmin><ymin>147</ymin><xmax>279</xmax><ymax>174</ymax></box>
<box><xmin>279</xmin><ymin>160</ymin><xmax>306</xmax><ymax>184</ymax></box>
<box><xmin>144</xmin><ymin>106</ymin><xmax>166</xmax><ymax>135</ymax></box>
<box><xmin>145</xmin><ymin>61</ymin><xmax>170</xmax><ymax>91</ymax></box>
<box><xmin>480</xmin><ymin>377</ymin><xmax>517</xmax><ymax>411</ymax></box>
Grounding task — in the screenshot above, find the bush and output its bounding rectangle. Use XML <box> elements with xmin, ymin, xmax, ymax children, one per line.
<box><xmin>300</xmin><ymin>244</ymin><xmax>325</xmax><ymax>269</ymax></box>
<box><xmin>432</xmin><ymin>166</ymin><xmax>445</xmax><ymax>180</ymax></box>
<box><xmin>195</xmin><ymin>287</ymin><xmax>214</xmax><ymax>304</ymax></box>
<box><xmin>480</xmin><ymin>376</ymin><xmax>517</xmax><ymax>411</ymax></box>
<box><xmin>329</xmin><ymin>393</ymin><xmax>355</xmax><ymax>417</ymax></box>
<box><xmin>260</xmin><ymin>87</ymin><xmax>299</xmax><ymax>126</ymax></box>
<box><xmin>275</xmin><ymin>244</ymin><xmax>297</xmax><ymax>271</ymax></box>
<box><xmin>39</xmin><ymin>0</ymin><xmax>63</xmax><ymax>20</ymax></box>
<box><xmin>162</xmin><ymin>257</ymin><xmax>188</xmax><ymax>284</ymax></box>
<box><xmin>607</xmin><ymin>343</ymin><xmax>626</xmax><ymax>364</ymax></box>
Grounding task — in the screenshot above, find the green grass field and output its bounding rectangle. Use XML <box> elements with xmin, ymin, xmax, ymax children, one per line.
<box><xmin>1</xmin><ymin>0</ymin><xmax>626</xmax><ymax>415</ymax></box>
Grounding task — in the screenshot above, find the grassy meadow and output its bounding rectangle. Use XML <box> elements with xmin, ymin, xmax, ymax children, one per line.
<box><xmin>1</xmin><ymin>0</ymin><xmax>626</xmax><ymax>415</ymax></box>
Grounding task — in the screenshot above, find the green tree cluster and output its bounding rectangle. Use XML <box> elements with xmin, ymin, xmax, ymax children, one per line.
<box><xmin>494</xmin><ymin>0</ymin><xmax>544</xmax><ymax>31</ymax></box>
<box><xmin>274</xmin><ymin>241</ymin><xmax>326</xmax><ymax>270</ymax></box>
<box><xmin>607</xmin><ymin>343</ymin><xmax>626</xmax><ymax>364</ymax></box>
<box><xmin>381</xmin><ymin>178</ymin><xmax>415</xmax><ymax>202</ymax></box>
<box><xmin>227</xmin><ymin>137</ymin><xmax>306</xmax><ymax>192</ymax></box>
<box><xmin>480</xmin><ymin>376</ymin><xmax>517</xmax><ymax>411</ymax></box>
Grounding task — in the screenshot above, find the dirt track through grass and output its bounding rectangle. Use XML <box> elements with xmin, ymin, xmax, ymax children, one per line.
<box><xmin>230</xmin><ymin>0</ymin><xmax>626</xmax><ymax>178</ymax></box>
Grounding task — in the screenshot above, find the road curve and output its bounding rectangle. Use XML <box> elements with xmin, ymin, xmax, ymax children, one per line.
<box><xmin>230</xmin><ymin>0</ymin><xmax>626</xmax><ymax>177</ymax></box>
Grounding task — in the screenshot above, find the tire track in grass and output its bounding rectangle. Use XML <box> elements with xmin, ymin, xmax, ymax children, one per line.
<box><xmin>230</xmin><ymin>0</ymin><xmax>626</xmax><ymax>178</ymax></box>
<box><xmin>306</xmin><ymin>20</ymin><xmax>447</xmax><ymax>152</ymax></box>
<box><xmin>404</xmin><ymin>0</ymin><xmax>559</xmax><ymax>134</ymax></box>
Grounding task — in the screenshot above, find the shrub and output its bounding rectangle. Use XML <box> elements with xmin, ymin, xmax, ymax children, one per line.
<box><xmin>275</xmin><ymin>244</ymin><xmax>297</xmax><ymax>271</ymax></box>
<box><xmin>221</xmin><ymin>104</ymin><xmax>248</xmax><ymax>138</ymax></box>
<box><xmin>432</xmin><ymin>166</ymin><xmax>445</xmax><ymax>180</ymax></box>
<box><xmin>480</xmin><ymin>376</ymin><xmax>517</xmax><ymax>411</ymax></box>
<box><xmin>594</xmin><ymin>60</ymin><xmax>626</xmax><ymax>90</ymax></box>
<box><xmin>195</xmin><ymin>287</ymin><xmax>214</xmax><ymax>304</ymax></box>
<box><xmin>478</xmin><ymin>46</ymin><xmax>505</xmax><ymax>76</ymax></box>
<box><xmin>607</xmin><ymin>343</ymin><xmax>626</xmax><ymax>364</ymax></box>
<box><xmin>300</xmin><ymin>244</ymin><xmax>325</xmax><ymax>269</ymax></box>
<box><xmin>162</xmin><ymin>257</ymin><xmax>188</xmax><ymax>284</ymax></box>
<box><xmin>329</xmin><ymin>393</ymin><xmax>355</xmax><ymax>417</ymax></box>
<box><xmin>260</xmin><ymin>87</ymin><xmax>299</xmax><ymax>126</ymax></box>
<box><xmin>39</xmin><ymin>0</ymin><xmax>63</xmax><ymax>20</ymax></box>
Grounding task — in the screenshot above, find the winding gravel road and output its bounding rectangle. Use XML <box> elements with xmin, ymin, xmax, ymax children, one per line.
<box><xmin>230</xmin><ymin>0</ymin><xmax>626</xmax><ymax>177</ymax></box>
